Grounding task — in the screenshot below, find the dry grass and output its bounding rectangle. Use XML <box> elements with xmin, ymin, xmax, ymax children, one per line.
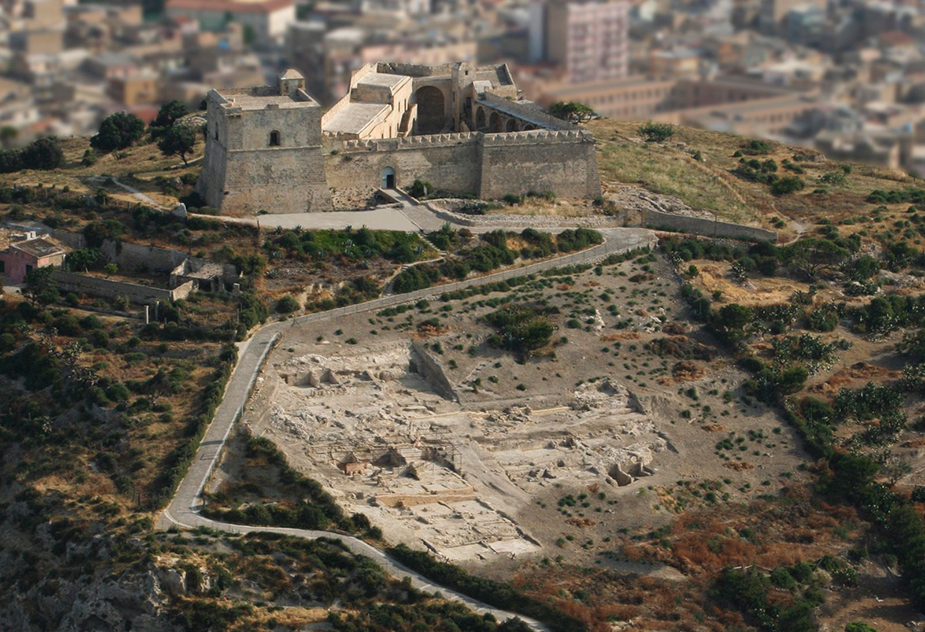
<box><xmin>587</xmin><ymin>118</ymin><xmax>920</xmax><ymax>230</ymax></box>
<box><xmin>489</xmin><ymin>197</ymin><xmax>598</xmax><ymax>218</ymax></box>
<box><xmin>692</xmin><ymin>261</ymin><xmax>813</xmax><ymax>308</ymax></box>
<box><xmin>0</xmin><ymin>136</ymin><xmax>204</xmax><ymax>210</ymax></box>
<box><xmin>515</xmin><ymin>565</ymin><xmax>719</xmax><ymax>631</ymax></box>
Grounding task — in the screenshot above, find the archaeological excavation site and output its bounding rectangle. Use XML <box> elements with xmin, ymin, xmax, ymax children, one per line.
<box><xmin>217</xmin><ymin>249</ymin><xmax>805</xmax><ymax>570</ymax></box>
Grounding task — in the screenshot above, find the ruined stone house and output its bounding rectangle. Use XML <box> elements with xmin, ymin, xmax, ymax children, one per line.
<box><xmin>196</xmin><ymin>62</ymin><xmax>602</xmax><ymax>214</ymax></box>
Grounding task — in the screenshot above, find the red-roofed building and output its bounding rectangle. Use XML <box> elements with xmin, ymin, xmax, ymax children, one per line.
<box><xmin>165</xmin><ymin>0</ymin><xmax>295</xmax><ymax>44</ymax></box>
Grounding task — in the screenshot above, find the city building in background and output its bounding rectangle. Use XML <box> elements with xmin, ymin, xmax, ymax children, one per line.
<box><xmin>528</xmin><ymin>0</ymin><xmax>629</xmax><ymax>83</ymax></box>
<box><xmin>0</xmin><ymin>0</ymin><xmax>923</xmax><ymax>174</ymax></box>
<box><xmin>165</xmin><ymin>0</ymin><xmax>296</xmax><ymax>45</ymax></box>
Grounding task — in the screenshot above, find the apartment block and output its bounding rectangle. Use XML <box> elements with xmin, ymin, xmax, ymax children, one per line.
<box><xmin>540</xmin><ymin>0</ymin><xmax>629</xmax><ymax>84</ymax></box>
<box><xmin>165</xmin><ymin>0</ymin><xmax>296</xmax><ymax>45</ymax></box>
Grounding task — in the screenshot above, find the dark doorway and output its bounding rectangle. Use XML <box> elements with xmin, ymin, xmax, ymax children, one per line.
<box><xmin>381</xmin><ymin>167</ymin><xmax>396</xmax><ymax>189</ymax></box>
<box><xmin>489</xmin><ymin>112</ymin><xmax>502</xmax><ymax>133</ymax></box>
<box><xmin>414</xmin><ymin>86</ymin><xmax>445</xmax><ymax>135</ymax></box>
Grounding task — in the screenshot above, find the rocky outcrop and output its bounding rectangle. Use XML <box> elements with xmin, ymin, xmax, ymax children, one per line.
<box><xmin>0</xmin><ymin>555</ymin><xmax>215</xmax><ymax>632</ymax></box>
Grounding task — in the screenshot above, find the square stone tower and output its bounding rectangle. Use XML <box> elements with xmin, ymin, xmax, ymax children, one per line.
<box><xmin>196</xmin><ymin>69</ymin><xmax>332</xmax><ymax>214</ymax></box>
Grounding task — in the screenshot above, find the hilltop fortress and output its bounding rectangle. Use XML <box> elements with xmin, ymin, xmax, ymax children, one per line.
<box><xmin>196</xmin><ymin>62</ymin><xmax>601</xmax><ymax>214</ymax></box>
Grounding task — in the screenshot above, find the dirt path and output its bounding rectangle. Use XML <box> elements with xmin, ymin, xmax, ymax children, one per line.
<box><xmin>109</xmin><ymin>177</ymin><xmax>169</xmax><ymax>210</ymax></box>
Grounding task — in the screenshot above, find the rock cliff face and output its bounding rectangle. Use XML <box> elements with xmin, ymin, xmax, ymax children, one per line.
<box><xmin>0</xmin><ymin>553</ymin><xmax>214</xmax><ymax>631</ymax></box>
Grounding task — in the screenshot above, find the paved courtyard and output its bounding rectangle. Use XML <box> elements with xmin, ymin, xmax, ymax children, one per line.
<box><xmin>211</xmin><ymin>208</ymin><xmax>423</xmax><ymax>232</ymax></box>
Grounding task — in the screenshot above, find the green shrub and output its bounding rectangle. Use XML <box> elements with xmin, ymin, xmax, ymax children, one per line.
<box><xmin>265</xmin><ymin>227</ymin><xmax>424</xmax><ymax>265</ymax></box>
<box><xmin>741</xmin><ymin>139</ymin><xmax>772</xmax><ymax>155</ymax></box>
<box><xmin>275</xmin><ymin>295</ymin><xmax>300</xmax><ymax>314</ymax></box>
<box><xmin>770</xmin><ymin>176</ymin><xmax>805</xmax><ymax>196</ymax></box>
<box><xmin>484</xmin><ymin>304</ymin><xmax>554</xmax><ymax>357</ymax></box>
<box><xmin>407</xmin><ymin>179</ymin><xmax>432</xmax><ymax>198</ymax></box>
<box><xmin>867</xmin><ymin>188</ymin><xmax>925</xmax><ymax>205</ymax></box>
<box><xmin>638</xmin><ymin>122</ymin><xmax>675</xmax><ymax>143</ymax></box>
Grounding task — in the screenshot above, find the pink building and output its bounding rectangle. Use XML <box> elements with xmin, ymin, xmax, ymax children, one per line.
<box><xmin>0</xmin><ymin>236</ymin><xmax>66</xmax><ymax>284</ymax></box>
<box><xmin>545</xmin><ymin>0</ymin><xmax>629</xmax><ymax>84</ymax></box>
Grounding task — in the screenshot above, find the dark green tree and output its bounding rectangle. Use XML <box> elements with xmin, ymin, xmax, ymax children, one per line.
<box><xmin>90</xmin><ymin>112</ymin><xmax>145</xmax><ymax>152</ymax></box>
<box><xmin>157</xmin><ymin>124</ymin><xmax>197</xmax><ymax>166</ymax></box>
<box><xmin>24</xmin><ymin>267</ymin><xmax>59</xmax><ymax>307</ymax></box>
<box><xmin>276</xmin><ymin>295</ymin><xmax>300</xmax><ymax>314</ymax></box>
<box><xmin>714</xmin><ymin>303</ymin><xmax>753</xmax><ymax>331</ymax></box>
<box><xmin>149</xmin><ymin>100</ymin><xmax>188</xmax><ymax>138</ymax></box>
<box><xmin>84</xmin><ymin>219</ymin><xmax>125</xmax><ymax>247</ymax></box>
<box><xmin>65</xmin><ymin>248</ymin><xmax>104</xmax><ymax>272</ymax></box>
<box><xmin>548</xmin><ymin>101</ymin><xmax>594</xmax><ymax>123</ymax></box>
<box><xmin>0</xmin><ymin>149</ymin><xmax>23</xmax><ymax>173</ymax></box>
<box><xmin>783</xmin><ymin>238</ymin><xmax>849</xmax><ymax>279</ymax></box>
<box><xmin>844</xmin><ymin>254</ymin><xmax>880</xmax><ymax>281</ymax></box>
<box><xmin>20</xmin><ymin>137</ymin><xmax>64</xmax><ymax>170</ymax></box>
<box><xmin>898</xmin><ymin>329</ymin><xmax>925</xmax><ymax>363</ymax></box>
<box><xmin>0</xmin><ymin>125</ymin><xmax>18</xmax><ymax>148</ymax></box>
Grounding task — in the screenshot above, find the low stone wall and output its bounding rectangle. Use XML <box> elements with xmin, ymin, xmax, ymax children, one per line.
<box><xmin>426</xmin><ymin>202</ymin><xmax>623</xmax><ymax>229</ymax></box>
<box><xmin>375</xmin><ymin>489</ymin><xmax>476</xmax><ymax>508</ymax></box>
<box><xmin>48</xmin><ymin>229</ymin><xmax>238</xmax><ymax>282</ymax></box>
<box><xmin>642</xmin><ymin>208</ymin><xmax>777</xmax><ymax>242</ymax></box>
<box><xmin>52</xmin><ymin>271</ymin><xmax>195</xmax><ymax>305</ymax></box>
<box><xmin>410</xmin><ymin>339</ymin><xmax>460</xmax><ymax>403</ymax></box>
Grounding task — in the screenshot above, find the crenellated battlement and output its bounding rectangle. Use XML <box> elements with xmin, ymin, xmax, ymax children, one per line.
<box><xmin>482</xmin><ymin>129</ymin><xmax>593</xmax><ymax>145</ymax></box>
<box><xmin>323</xmin><ymin>129</ymin><xmax>593</xmax><ymax>152</ymax></box>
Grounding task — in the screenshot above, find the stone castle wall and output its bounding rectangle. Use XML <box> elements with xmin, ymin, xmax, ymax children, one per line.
<box><xmin>480</xmin><ymin>131</ymin><xmax>600</xmax><ymax>199</ymax></box>
<box><xmin>323</xmin><ymin>130</ymin><xmax>600</xmax><ymax>208</ymax></box>
<box><xmin>324</xmin><ymin>133</ymin><xmax>481</xmax><ymax>207</ymax></box>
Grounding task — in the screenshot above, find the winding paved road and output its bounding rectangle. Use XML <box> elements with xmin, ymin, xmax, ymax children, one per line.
<box><xmin>158</xmin><ymin>226</ymin><xmax>657</xmax><ymax>628</ymax></box>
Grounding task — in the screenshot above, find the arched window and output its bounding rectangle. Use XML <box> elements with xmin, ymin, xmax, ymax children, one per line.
<box><xmin>269</xmin><ymin>130</ymin><xmax>281</xmax><ymax>146</ymax></box>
